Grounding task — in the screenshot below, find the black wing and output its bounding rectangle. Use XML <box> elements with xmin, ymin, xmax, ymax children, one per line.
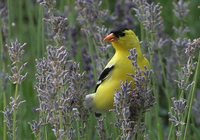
<box><xmin>94</xmin><ymin>65</ymin><xmax>114</xmax><ymax>92</ymax></box>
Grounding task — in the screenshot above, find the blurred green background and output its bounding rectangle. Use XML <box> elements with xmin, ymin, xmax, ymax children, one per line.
<box><xmin>0</xmin><ymin>0</ymin><xmax>200</xmax><ymax>139</ymax></box>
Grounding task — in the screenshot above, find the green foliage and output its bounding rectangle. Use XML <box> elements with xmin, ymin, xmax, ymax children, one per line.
<box><xmin>0</xmin><ymin>0</ymin><xmax>200</xmax><ymax>140</ymax></box>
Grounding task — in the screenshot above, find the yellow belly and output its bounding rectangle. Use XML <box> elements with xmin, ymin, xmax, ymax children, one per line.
<box><xmin>93</xmin><ymin>55</ymin><xmax>135</xmax><ymax>111</ymax></box>
<box><xmin>94</xmin><ymin>74</ymin><xmax>133</xmax><ymax>112</ymax></box>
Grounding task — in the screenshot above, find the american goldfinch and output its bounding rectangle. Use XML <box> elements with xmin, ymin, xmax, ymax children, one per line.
<box><xmin>84</xmin><ymin>28</ymin><xmax>149</xmax><ymax>115</ymax></box>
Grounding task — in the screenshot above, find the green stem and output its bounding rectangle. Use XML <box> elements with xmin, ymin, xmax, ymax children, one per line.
<box><xmin>36</xmin><ymin>112</ymin><xmax>42</xmax><ymax>140</ymax></box>
<box><xmin>45</xmin><ymin>125</ymin><xmax>48</xmax><ymax>140</ymax></box>
<box><xmin>168</xmin><ymin>50</ymin><xmax>193</xmax><ymax>140</ymax></box>
<box><xmin>141</xmin><ymin>26</ymin><xmax>160</xmax><ymax>140</ymax></box>
<box><xmin>0</xmin><ymin>20</ymin><xmax>7</xmax><ymax>140</ymax></box>
<box><xmin>76</xmin><ymin>120</ymin><xmax>81</xmax><ymax>140</ymax></box>
<box><xmin>59</xmin><ymin>109</ymin><xmax>63</xmax><ymax>134</ymax></box>
<box><xmin>13</xmin><ymin>84</ymin><xmax>19</xmax><ymax>140</ymax></box>
<box><xmin>149</xmin><ymin>32</ymin><xmax>163</xmax><ymax>140</ymax></box>
<box><xmin>158</xmin><ymin>51</ymin><xmax>171</xmax><ymax>107</ymax></box>
<box><xmin>58</xmin><ymin>116</ymin><xmax>63</xmax><ymax>137</ymax></box>
<box><xmin>7</xmin><ymin>0</ymin><xmax>12</xmax><ymax>39</ymax></box>
<box><xmin>18</xmin><ymin>0</ymin><xmax>23</xmax><ymax>40</ymax></box>
<box><xmin>37</xmin><ymin>6</ymin><xmax>45</xmax><ymax>57</ymax></box>
<box><xmin>3</xmin><ymin>91</ymin><xmax>7</xmax><ymax>140</ymax></box>
<box><xmin>183</xmin><ymin>51</ymin><xmax>200</xmax><ymax>140</ymax></box>
<box><xmin>140</xmin><ymin>24</ymin><xmax>145</xmax><ymax>42</ymax></box>
<box><xmin>86</xmin><ymin>34</ymin><xmax>97</xmax><ymax>81</ymax></box>
<box><xmin>167</xmin><ymin>125</ymin><xmax>174</xmax><ymax>140</ymax></box>
<box><xmin>179</xmin><ymin>57</ymin><xmax>192</xmax><ymax>98</ymax></box>
<box><xmin>36</xmin><ymin>134</ymin><xmax>40</xmax><ymax>140</ymax></box>
<box><xmin>158</xmin><ymin>50</ymin><xmax>174</xmax><ymax>140</ymax></box>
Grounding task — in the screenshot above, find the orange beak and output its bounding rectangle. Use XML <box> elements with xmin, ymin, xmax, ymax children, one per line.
<box><xmin>103</xmin><ymin>33</ymin><xmax>118</xmax><ymax>42</ymax></box>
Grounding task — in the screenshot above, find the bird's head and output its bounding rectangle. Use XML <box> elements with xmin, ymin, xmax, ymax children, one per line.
<box><xmin>104</xmin><ymin>28</ymin><xmax>140</xmax><ymax>51</ymax></box>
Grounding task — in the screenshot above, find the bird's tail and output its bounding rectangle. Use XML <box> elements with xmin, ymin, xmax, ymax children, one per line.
<box><xmin>84</xmin><ymin>93</ymin><xmax>95</xmax><ymax>110</ymax></box>
<box><xmin>84</xmin><ymin>93</ymin><xmax>102</xmax><ymax>117</ymax></box>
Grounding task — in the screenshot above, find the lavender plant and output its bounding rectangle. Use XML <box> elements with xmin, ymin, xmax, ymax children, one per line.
<box><xmin>31</xmin><ymin>1</ymin><xmax>90</xmax><ymax>139</ymax></box>
<box><xmin>131</xmin><ymin>1</ymin><xmax>168</xmax><ymax>139</ymax></box>
<box><xmin>112</xmin><ymin>0</ymin><xmax>135</xmax><ymax>28</ymax></box>
<box><xmin>167</xmin><ymin>37</ymin><xmax>200</xmax><ymax>139</ymax></box>
<box><xmin>0</xmin><ymin>2</ymin><xmax>9</xmax><ymax>140</ymax></box>
<box><xmin>168</xmin><ymin>98</ymin><xmax>187</xmax><ymax>137</ymax></box>
<box><xmin>3</xmin><ymin>39</ymin><xmax>27</xmax><ymax>140</ymax></box>
<box><xmin>7</xmin><ymin>40</ymin><xmax>27</xmax><ymax>85</ymax></box>
<box><xmin>76</xmin><ymin>0</ymin><xmax>108</xmax><ymax>37</ymax></box>
<box><xmin>172</xmin><ymin>0</ymin><xmax>190</xmax><ymax>67</ymax></box>
<box><xmin>182</xmin><ymin>38</ymin><xmax>200</xmax><ymax>140</ymax></box>
<box><xmin>1</xmin><ymin>0</ymin><xmax>200</xmax><ymax>139</ymax></box>
<box><xmin>31</xmin><ymin>45</ymin><xmax>88</xmax><ymax>140</ymax></box>
<box><xmin>192</xmin><ymin>90</ymin><xmax>200</xmax><ymax>126</ymax></box>
<box><xmin>114</xmin><ymin>48</ymin><xmax>154</xmax><ymax>140</ymax></box>
<box><xmin>76</xmin><ymin>0</ymin><xmax>111</xmax><ymax>78</ymax></box>
<box><xmin>173</xmin><ymin>0</ymin><xmax>190</xmax><ymax>21</ymax></box>
<box><xmin>133</xmin><ymin>0</ymin><xmax>164</xmax><ymax>34</ymax></box>
<box><xmin>0</xmin><ymin>1</ymin><xmax>8</xmax><ymax>42</ymax></box>
<box><xmin>96</xmin><ymin>117</ymin><xmax>107</xmax><ymax>140</ymax></box>
<box><xmin>37</xmin><ymin>0</ymin><xmax>56</xmax><ymax>12</ymax></box>
<box><xmin>132</xmin><ymin>0</ymin><xmax>167</xmax><ymax>87</ymax></box>
<box><xmin>38</xmin><ymin>0</ymin><xmax>68</xmax><ymax>45</ymax></box>
<box><xmin>2</xmin><ymin>96</ymin><xmax>25</xmax><ymax>138</ymax></box>
<box><xmin>81</xmin><ymin>47</ymin><xmax>96</xmax><ymax>90</ymax></box>
<box><xmin>167</xmin><ymin>1</ymin><xmax>195</xmax><ymax>139</ymax></box>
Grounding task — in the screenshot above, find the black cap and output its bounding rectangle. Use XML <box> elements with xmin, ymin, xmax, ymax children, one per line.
<box><xmin>110</xmin><ymin>27</ymin><xmax>128</xmax><ymax>38</ymax></box>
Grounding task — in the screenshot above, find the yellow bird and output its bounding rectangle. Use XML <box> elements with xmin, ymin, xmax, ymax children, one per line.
<box><xmin>84</xmin><ymin>28</ymin><xmax>149</xmax><ymax>115</ymax></box>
